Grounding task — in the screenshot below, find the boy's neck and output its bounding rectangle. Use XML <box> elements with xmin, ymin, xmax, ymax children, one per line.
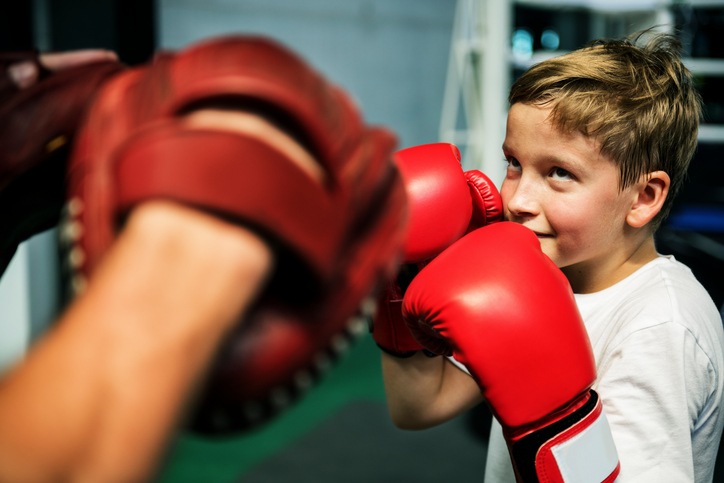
<box><xmin>563</xmin><ymin>235</ymin><xmax>659</xmax><ymax>294</ymax></box>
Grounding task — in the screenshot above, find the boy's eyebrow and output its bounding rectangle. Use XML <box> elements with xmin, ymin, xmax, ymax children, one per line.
<box><xmin>501</xmin><ymin>143</ymin><xmax>587</xmax><ymax>171</ymax></box>
<box><xmin>546</xmin><ymin>153</ymin><xmax>584</xmax><ymax>169</ymax></box>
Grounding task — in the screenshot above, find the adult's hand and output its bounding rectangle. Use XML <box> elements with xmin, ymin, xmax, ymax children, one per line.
<box><xmin>7</xmin><ymin>49</ymin><xmax>118</xmax><ymax>88</ymax></box>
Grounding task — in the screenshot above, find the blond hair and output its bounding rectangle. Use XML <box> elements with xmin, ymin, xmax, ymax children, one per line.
<box><xmin>509</xmin><ymin>32</ymin><xmax>702</xmax><ymax>229</ymax></box>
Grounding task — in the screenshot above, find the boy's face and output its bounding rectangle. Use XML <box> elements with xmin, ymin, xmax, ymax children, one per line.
<box><xmin>501</xmin><ymin>103</ymin><xmax>638</xmax><ymax>282</ymax></box>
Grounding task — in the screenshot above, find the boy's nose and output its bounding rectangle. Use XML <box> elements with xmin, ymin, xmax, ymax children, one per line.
<box><xmin>504</xmin><ymin>180</ymin><xmax>539</xmax><ymax>220</ymax></box>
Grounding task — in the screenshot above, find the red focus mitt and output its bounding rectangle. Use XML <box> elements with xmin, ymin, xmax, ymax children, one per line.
<box><xmin>63</xmin><ymin>36</ymin><xmax>408</xmax><ymax>433</ymax></box>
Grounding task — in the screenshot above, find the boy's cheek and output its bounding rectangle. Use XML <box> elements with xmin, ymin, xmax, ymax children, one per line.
<box><xmin>499</xmin><ymin>189</ymin><xmax>513</xmax><ymax>221</ymax></box>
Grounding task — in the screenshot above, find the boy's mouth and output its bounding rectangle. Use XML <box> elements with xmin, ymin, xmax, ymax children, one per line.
<box><xmin>509</xmin><ymin>222</ymin><xmax>553</xmax><ymax>239</ymax></box>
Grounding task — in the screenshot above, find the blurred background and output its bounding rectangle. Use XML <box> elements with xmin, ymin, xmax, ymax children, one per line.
<box><xmin>0</xmin><ymin>1</ymin><xmax>722</xmax><ymax>481</ymax></box>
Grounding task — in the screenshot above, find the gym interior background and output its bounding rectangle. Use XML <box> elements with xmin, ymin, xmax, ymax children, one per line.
<box><xmin>0</xmin><ymin>1</ymin><xmax>722</xmax><ymax>481</ymax></box>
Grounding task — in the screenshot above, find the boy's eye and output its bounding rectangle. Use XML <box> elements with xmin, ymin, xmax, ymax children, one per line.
<box><xmin>505</xmin><ymin>157</ymin><xmax>521</xmax><ymax>170</ymax></box>
<box><xmin>550</xmin><ymin>167</ymin><xmax>572</xmax><ymax>180</ymax></box>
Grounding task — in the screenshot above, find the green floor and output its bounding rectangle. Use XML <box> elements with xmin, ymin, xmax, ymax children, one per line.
<box><xmin>157</xmin><ymin>334</ymin><xmax>386</xmax><ymax>482</ymax></box>
<box><xmin>156</xmin><ymin>334</ymin><xmax>489</xmax><ymax>483</ymax></box>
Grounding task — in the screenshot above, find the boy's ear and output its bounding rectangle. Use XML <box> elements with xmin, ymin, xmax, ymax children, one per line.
<box><xmin>627</xmin><ymin>171</ymin><xmax>670</xmax><ymax>228</ymax></box>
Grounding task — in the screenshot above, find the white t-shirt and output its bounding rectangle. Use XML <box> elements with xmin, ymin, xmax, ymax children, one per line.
<box><xmin>483</xmin><ymin>255</ymin><xmax>724</xmax><ymax>482</ymax></box>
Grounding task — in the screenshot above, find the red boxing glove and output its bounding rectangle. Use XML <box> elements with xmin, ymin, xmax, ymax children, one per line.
<box><xmin>372</xmin><ymin>142</ymin><xmax>502</xmax><ymax>356</ymax></box>
<box><xmin>403</xmin><ymin>223</ymin><xmax>620</xmax><ymax>483</ymax></box>
<box><xmin>395</xmin><ymin>142</ymin><xmax>501</xmax><ymax>262</ymax></box>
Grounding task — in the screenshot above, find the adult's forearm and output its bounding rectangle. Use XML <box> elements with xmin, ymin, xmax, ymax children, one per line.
<box><xmin>0</xmin><ymin>201</ymin><xmax>273</xmax><ymax>482</ymax></box>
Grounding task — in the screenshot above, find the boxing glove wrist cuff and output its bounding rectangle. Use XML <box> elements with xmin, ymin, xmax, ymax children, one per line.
<box><xmin>509</xmin><ymin>390</ymin><xmax>620</xmax><ymax>483</ymax></box>
<box><xmin>377</xmin><ymin>346</ymin><xmax>418</xmax><ymax>358</ymax></box>
<box><xmin>372</xmin><ymin>281</ymin><xmax>425</xmax><ymax>356</ymax></box>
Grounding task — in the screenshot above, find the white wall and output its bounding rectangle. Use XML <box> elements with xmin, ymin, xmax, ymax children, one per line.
<box><xmin>0</xmin><ymin>244</ymin><xmax>30</xmax><ymax>373</ymax></box>
<box><xmin>0</xmin><ymin>230</ymin><xmax>59</xmax><ymax>374</ymax></box>
<box><xmin>158</xmin><ymin>0</ymin><xmax>457</xmax><ymax>150</ymax></box>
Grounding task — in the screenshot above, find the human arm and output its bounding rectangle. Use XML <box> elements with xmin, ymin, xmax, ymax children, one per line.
<box><xmin>0</xmin><ymin>200</ymin><xmax>273</xmax><ymax>482</ymax></box>
<box><xmin>381</xmin><ymin>351</ymin><xmax>483</xmax><ymax>429</ymax></box>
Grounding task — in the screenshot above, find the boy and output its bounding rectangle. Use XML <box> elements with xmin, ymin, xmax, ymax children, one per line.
<box><xmin>379</xmin><ymin>32</ymin><xmax>724</xmax><ymax>481</ymax></box>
